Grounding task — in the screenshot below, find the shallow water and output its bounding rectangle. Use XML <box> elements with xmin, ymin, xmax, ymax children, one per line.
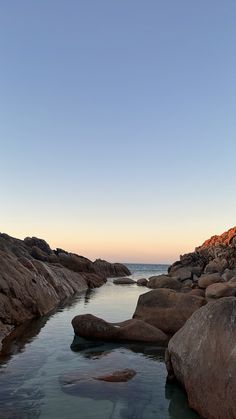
<box><xmin>0</xmin><ymin>264</ymin><xmax>199</xmax><ymax>419</ymax></box>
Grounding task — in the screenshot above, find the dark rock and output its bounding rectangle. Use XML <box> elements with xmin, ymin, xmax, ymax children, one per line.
<box><xmin>137</xmin><ymin>278</ymin><xmax>148</xmax><ymax>286</ymax></box>
<box><xmin>72</xmin><ymin>314</ymin><xmax>168</xmax><ymax>345</ymax></box>
<box><xmin>113</xmin><ymin>277</ymin><xmax>136</xmax><ymax>285</ymax></box>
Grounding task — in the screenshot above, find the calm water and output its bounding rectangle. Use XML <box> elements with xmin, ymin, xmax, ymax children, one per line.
<box><xmin>0</xmin><ymin>264</ymin><xmax>199</xmax><ymax>419</ymax></box>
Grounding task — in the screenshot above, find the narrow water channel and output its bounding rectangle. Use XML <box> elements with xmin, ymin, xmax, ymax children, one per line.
<box><xmin>0</xmin><ymin>264</ymin><xmax>199</xmax><ymax>419</ymax></box>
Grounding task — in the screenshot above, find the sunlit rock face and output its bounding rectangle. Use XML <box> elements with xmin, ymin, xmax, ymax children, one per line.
<box><xmin>0</xmin><ymin>232</ymin><xmax>130</xmax><ymax>349</ymax></box>
<box><xmin>169</xmin><ymin>226</ymin><xmax>236</xmax><ymax>279</ymax></box>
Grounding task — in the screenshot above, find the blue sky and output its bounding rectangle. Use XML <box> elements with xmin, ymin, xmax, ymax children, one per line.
<box><xmin>1</xmin><ymin>1</ymin><xmax>236</xmax><ymax>262</ymax></box>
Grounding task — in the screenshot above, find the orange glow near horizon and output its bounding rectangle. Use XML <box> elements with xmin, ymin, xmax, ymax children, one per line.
<box><xmin>3</xmin><ymin>221</ymin><xmax>232</xmax><ymax>265</ymax></box>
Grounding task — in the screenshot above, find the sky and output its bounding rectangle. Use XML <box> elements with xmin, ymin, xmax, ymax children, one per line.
<box><xmin>1</xmin><ymin>0</ymin><xmax>236</xmax><ymax>263</ymax></box>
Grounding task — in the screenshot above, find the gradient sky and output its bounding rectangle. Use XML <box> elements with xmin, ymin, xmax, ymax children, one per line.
<box><xmin>1</xmin><ymin>1</ymin><xmax>236</xmax><ymax>263</ymax></box>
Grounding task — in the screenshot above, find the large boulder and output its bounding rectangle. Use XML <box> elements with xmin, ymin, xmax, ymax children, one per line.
<box><xmin>132</xmin><ymin>289</ymin><xmax>206</xmax><ymax>335</ymax></box>
<box><xmin>147</xmin><ymin>275</ymin><xmax>182</xmax><ymax>291</ymax></box>
<box><xmin>166</xmin><ymin>297</ymin><xmax>236</xmax><ymax>419</ymax></box>
<box><xmin>72</xmin><ymin>314</ymin><xmax>168</xmax><ymax>345</ymax></box>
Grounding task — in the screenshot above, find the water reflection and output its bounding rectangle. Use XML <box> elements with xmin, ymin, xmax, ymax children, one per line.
<box><xmin>0</xmin><ymin>274</ymin><xmax>199</xmax><ymax>419</ymax></box>
<box><xmin>71</xmin><ymin>335</ymin><xmax>165</xmax><ymax>361</ymax></box>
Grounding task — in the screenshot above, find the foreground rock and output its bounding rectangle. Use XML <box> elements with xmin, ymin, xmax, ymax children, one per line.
<box><xmin>166</xmin><ymin>297</ymin><xmax>236</xmax><ymax>419</ymax></box>
<box><xmin>133</xmin><ymin>289</ymin><xmax>206</xmax><ymax>335</ymax></box>
<box><xmin>72</xmin><ymin>314</ymin><xmax>168</xmax><ymax>345</ymax></box>
<box><xmin>0</xmin><ymin>233</ymin><xmax>130</xmax><ymax>350</ymax></box>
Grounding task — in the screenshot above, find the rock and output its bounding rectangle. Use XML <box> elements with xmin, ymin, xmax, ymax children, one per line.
<box><xmin>229</xmin><ymin>276</ymin><xmax>236</xmax><ymax>284</ymax></box>
<box><xmin>72</xmin><ymin>314</ymin><xmax>168</xmax><ymax>345</ymax></box>
<box><xmin>168</xmin><ymin>227</ymin><xmax>236</xmax><ymax>290</ymax></box>
<box><xmin>166</xmin><ymin>297</ymin><xmax>236</xmax><ymax>419</ymax></box>
<box><xmin>222</xmin><ymin>268</ymin><xmax>236</xmax><ymax>282</ymax></box>
<box><xmin>190</xmin><ymin>288</ymin><xmax>205</xmax><ymax>297</ymax></box>
<box><xmin>169</xmin><ymin>267</ymin><xmax>192</xmax><ymax>281</ymax></box>
<box><xmin>147</xmin><ymin>275</ymin><xmax>181</xmax><ymax>291</ymax></box>
<box><xmin>137</xmin><ymin>278</ymin><xmax>148</xmax><ymax>286</ymax></box>
<box><xmin>94</xmin><ymin>369</ymin><xmax>136</xmax><ymax>382</ymax></box>
<box><xmin>198</xmin><ymin>273</ymin><xmax>222</xmax><ymax>289</ymax></box>
<box><xmin>205</xmin><ymin>258</ymin><xmax>228</xmax><ymax>274</ymax></box>
<box><xmin>113</xmin><ymin>278</ymin><xmax>136</xmax><ymax>285</ymax></box>
<box><xmin>132</xmin><ymin>289</ymin><xmax>206</xmax><ymax>335</ymax></box>
<box><xmin>205</xmin><ymin>282</ymin><xmax>236</xmax><ymax>299</ymax></box>
<box><xmin>93</xmin><ymin>259</ymin><xmax>131</xmax><ymax>277</ymax></box>
<box><xmin>0</xmin><ymin>232</ymin><xmax>129</xmax><ymax>350</ymax></box>
<box><xmin>182</xmin><ymin>279</ymin><xmax>193</xmax><ymax>287</ymax></box>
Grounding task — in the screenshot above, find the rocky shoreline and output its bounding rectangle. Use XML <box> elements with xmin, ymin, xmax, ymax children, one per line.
<box><xmin>70</xmin><ymin>226</ymin><xmax>236</xmax><ymax>419</ymax></box>
<box><xmin>0</xmin><ymin>233</ymin><xmax>130</xmax><ymax>350</ymax></box>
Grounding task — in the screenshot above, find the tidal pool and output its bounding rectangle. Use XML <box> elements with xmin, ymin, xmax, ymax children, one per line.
<box><xmin>0</xmin><ymin>264</ymin><xmax>199</xmax><ymax>419</ymax></box>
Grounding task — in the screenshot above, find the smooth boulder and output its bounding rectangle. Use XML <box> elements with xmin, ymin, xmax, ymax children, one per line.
<box><xmin>132</xmin><ymin>289</ymin><xmax>206</xmax><ymax>335</ymax></box>
<box><xmin>198</xmin><ymin>273</ymin><xmax>222</xmax><ymax>289</ymax></box>
<box><xmin>72</xmin><ymin>314</ymin><xmax>168</xmax><ymax>345</ymax></box>
<box><xmin>147</xmin><ymin>275</ymin><xmax>181</xmax><ymax>291</ymax></box>
<box><xmin>205</xmin><ymin>282</ymin><xmax>236</xmax><ymax>299</ymax></box>
<box><xmin>166</xmin><ymin>297</ymin><xmax>236</xmax><ymax>419</ymax></box>
<box><xmin>113</xmin><ymin>278</ymin><xmax>136</xmax><ymax>285</ymax></box>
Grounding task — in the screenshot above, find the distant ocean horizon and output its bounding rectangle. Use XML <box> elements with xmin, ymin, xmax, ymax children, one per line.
<box><xmin>124</xmin><ymin>263</ymin><xmax>170</xmax><ymax>280</ymax></box>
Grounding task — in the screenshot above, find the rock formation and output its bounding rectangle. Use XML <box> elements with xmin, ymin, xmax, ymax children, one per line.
<box><xmin>72</xmin><ymin>314</ymin><xmax>168</xmax><ymax>345</ymax></box>
<box><xmin>132</xmin><ymin>289</ymin><xmax>206</xmax><ymax>335</ymax></box>
<box><xmin>164</xmin><ymin>226</ymin><xmax>236</xmax><ymax>418</ymax></box>
<box><xmin>0</xmin><ymin>232</ymin><xmax>130</xmax><ymax>350</ymax></box>
<box><xmin>166</xmin><ymin>297</ymin><xmax>236</xmax><ymax>419</ymax></box>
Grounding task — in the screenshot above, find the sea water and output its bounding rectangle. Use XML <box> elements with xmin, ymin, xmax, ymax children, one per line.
<box><xmin>0</xmin><ymin>264</ymin><xmax>199</xmax><ymax>419</ymax></box>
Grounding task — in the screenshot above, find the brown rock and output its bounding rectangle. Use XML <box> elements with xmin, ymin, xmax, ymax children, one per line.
<box><xmin>190</xmin><ymin>289</ymin><xmax>205</xmax><ymax>297</ymax></box>
<box><xmin>147</xmin><ymin>275</ymin><xmax>181</xmax><ymax>291</ymax></box>
<box><xmin>113</xmin><ymin>277</ymin><xmax>136</xmax><ymax>285</ymax></box>
<box><xmin>137</xmin><ymin>278</ymin><xmax>148</xmax><ymax>286</ymax></box>
<box><xmin>166</xmin><ymin>297</ymin><xmax>236</xmax><ymax>419</ymax></box>
<box><xmin>205</xmin><ymin>258</ymin><xmax>228</xmax><ymax>274</ymax></box>
<box><xmin>72</xmin><ymin>314</ymin><xmax>168</xmax><ymax>345</ymax></box>
<box><xmin>132</xmin><ymin>289</ymin><xmax>206</xmax><ymax>335</ymax></box>
<box><xmin>0</xmin><ymin>232</ymin><xmax>129</xmax><ymax>350</ymax></box>
<box><xmin>198</xmin><ymin>273</ymin><xmax>222</xmax><ymax>289</ymax></box>
<box><xmin>94</xmin><ymin>369</ymin><xmax>136</xmax><ymax>382</ymax></box>
<box><xmin>169</xmin><ymin>267</ymin><xmax>192</xmax><ymax>281</ymax></box>
<box><xmin>205</xmin><ymin>282</ymin><xmax>236</xmax><ymax>299</ymax></box>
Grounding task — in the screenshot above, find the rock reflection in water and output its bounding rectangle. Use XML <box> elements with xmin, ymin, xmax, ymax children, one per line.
<box><xmin>65</xmin><ymin>340</ymin><xmax>199</xmax><ymax>419</ymax></box>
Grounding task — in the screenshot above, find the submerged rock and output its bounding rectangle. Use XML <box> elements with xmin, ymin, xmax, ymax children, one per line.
<box><xmin>132</xmin><ymin>289</ymin><xmax>206</xmax><ymax>335</ymax></box>
<box><xmin>94</xmin><ymin>368</ymin><xmax>136</xmax><ymax>382</ymax></box>
<box><xmin>166</xmin><ymin>297</ymin><xmax>236</xmax><ymax>419</ymax></box>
